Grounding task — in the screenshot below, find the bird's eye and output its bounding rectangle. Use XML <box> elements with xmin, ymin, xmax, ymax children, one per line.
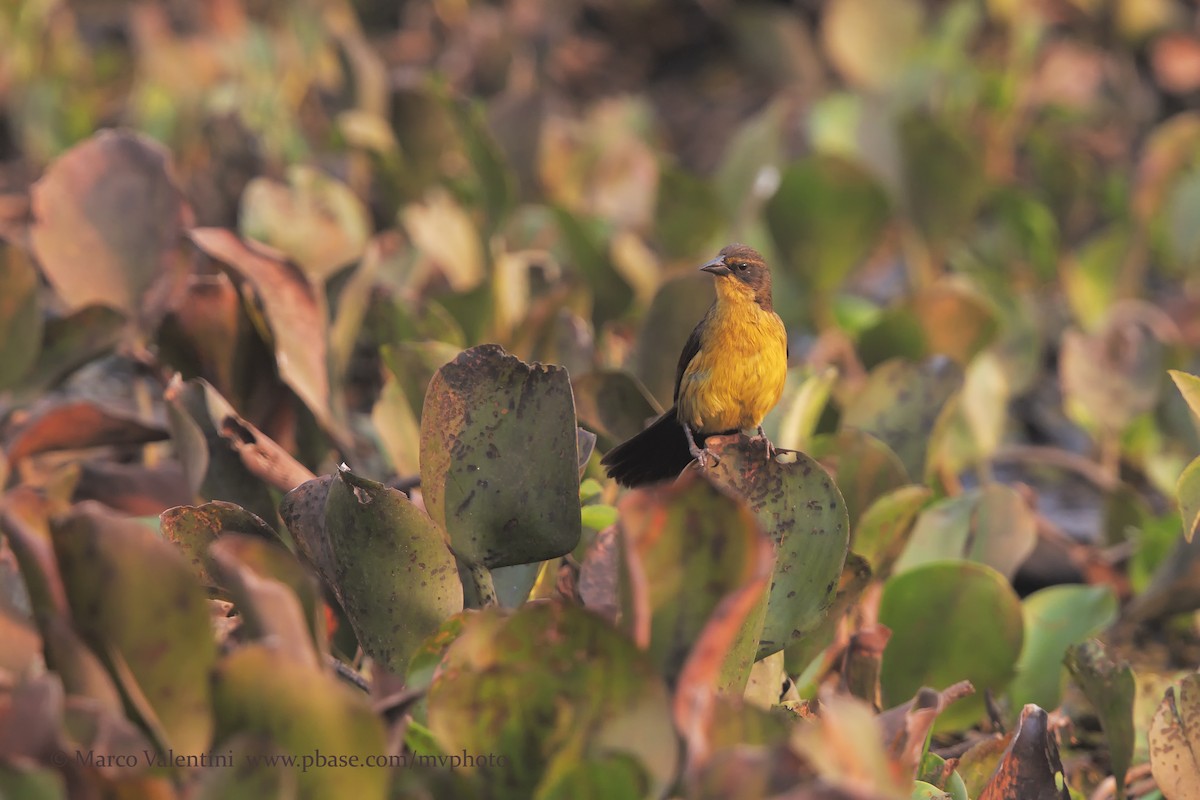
<box><xmin>733</xmin><ymin>261</ymin><xmax>748</xmax><ymax>271</ymax></box>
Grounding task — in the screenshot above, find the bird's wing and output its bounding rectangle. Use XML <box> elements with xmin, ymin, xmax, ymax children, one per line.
<box><xmin>672</xmin><ymin>312</ymin><xmax>709</xmax><ymax>402</ymax></box>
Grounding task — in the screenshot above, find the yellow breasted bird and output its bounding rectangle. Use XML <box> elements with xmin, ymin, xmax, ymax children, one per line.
<box><xmin>601</xmin><ymin>244</ymin><xmax>788</xmax><ymax>487</ymax></box>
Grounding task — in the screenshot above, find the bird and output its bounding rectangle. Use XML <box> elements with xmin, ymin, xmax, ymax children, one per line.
<box><xmin>601</xmin><ymin>244</ymin><xmax>788</xmax><ymax>487</ymax></box>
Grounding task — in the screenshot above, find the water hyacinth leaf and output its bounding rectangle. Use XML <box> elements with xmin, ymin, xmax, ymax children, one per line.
<box><xmin>2</xmin><ymin>400</ymin><xmax>168</xmax><ymax>464</ymax></box>
<box><xmin>617</xmin><ymin>471</ymin><xmax>770</xmax><ymax>685</ymax></box>
<box><xmin>572</xmin><ymin>370</ymin><xmax>662</xmax><ymax>444</ymax></box>
<box><xmin>911</xmin><ymin>783</ymin><xmax>952</xmax><ymax>799</ymax></box>
<box><xmin>51</xmin><ymin>503</ymin><xmax>215</xmax><ymax>755</ymax></box>
<box><xmin>774</xmin><ymin>366</ymin><xmax>839</xmax><ymax>453</ymax></box>
<box><xmin>278</xmin><ymin>475</ymin><xmax>336</xmax><ymax>587</ymax></box>
<box><xmin>765</xmin><ymin>154</ymin><xmax>890</xmax><ymax>294</ymax></box>
<box><xmin>0</xmin><ymin>490</ymin><xmax>125</xmax><ymax>710</ymax></box>
<box><xmin>1008</xmin><ymin>586</ymin><xmax>1118</xmax><ymax>713</ymax></box>
<box><xmin>239</xmin><ymin>166</ymin><xmax>369</xmax><ymax>283</ymax></box>
<box><xmin>552</xmin><ymin>206</ymin><xmax>633</xmax><ymax>328</ymax></box>
<box><xmin>426</xmin><ymin>603</ymin><xmax>678</xmax><ymax>800</ymax></box>
<box><xmin>188</xmin><ymin>228</ymin><xmax>338</xmax><ymax>438</ymax></box>
<box><xmin>631</xmin><ymin>273</ymin><xmax>715</xmax><ymax>409</ymax></box>
<box><xmin>29</xmin><ymin>130</ymin><xmax>193</xmax><ymax>330</ymax></box>
<box><xmin>192</xmin><ymin>732</ymin><xmax>297</xmax><ymax>800</ymax></box>
<box><xmin>809</xmin><ymin>428</ymin><xmax>910</xmax><ymax>532</ymax></box>
<box><xmin>655</xmin><ymin>165</ymin><xmax>724</xmax><ymax>260</ymax></box>
<box><xmin>1063</xmin><ymin>225</ymin><xmax>1130</xmax><ymax>332</ymax></box>
<box><xmin>899</xmin><ymin>110</ymin><xmax>987</xmax><ymax>249</ymax></box>
<box><xmin>879</xmin><ymin>561</ymin><xmax>1023</xmax><ymax>731</ymax></box>
<box><xmin>400</xmin><ymin>188</ymin><xmax>485</xmax><ymax>294</ymax></box>
<box><xmin>212</xmin><ymin>644</ymin><xmax>387</xmax><ymax>800</ymax></box>
<box><xmin>706</xmin><ymin>436</ymin><xmax>850</xmax><ymax>659</ymax></box>
<box><xmin>164</xmin><ymin>378</ymin><xmax>278</xmax><ymax>526</ymax></box>
<box><xmin>1178</xmin><ymin>456</ymin><xmax>1200</xmax><ymax>543</ymax></box>
<box><xmin>1148</xmin><ymin>674</ymin><xmax>1200</xmax><ymax>800</ymax></box>
<box><xmin>853</xmin><ymin>485</ymin><xmax>933</xmax><ymax>578</ymax></box>
<box><xmin>822</xmin><ymin>0</ymin><xmax>924</xmax><ymax>91</ymax></box>
<box><xmin>1060</xmin><ymin>318</ymin><xmax>1165</xmax><ymax>438</ymax></box>
<box><xmin>917</xmin><ymin>753</ymin><xmax>969</xmax><ymax>800</ymax></box>
<box><xmin>324</xmin><ymin>467</ymin><xmax>463</xmax><ymax>672</ymax></box>
<box><xmin>714</xmin><ymin>100</ymin><xmax>786</xmax><ymax>229</ymax></box>
<box><xmin>160</xmin><ymin>501</ymin><xmax>280</xmax><ymax>587</ymax></box>
<box><xmin>893</xmin><ymin>485</ymin><xmax>1038</xmax><ymax>580</ymax></box>
<box><xmin>0</xmin><ymin>243</ymin><xmax>41</xmax><ymax>390</ymax></box>
<box><xmin>977</xmin><ymin>705</ymin><xmax>1070</xmax><ymax>800</ymax></box>
<box><xmin>420</xmin><ymin>345</ymin><xmax>581</xmax><ymax>569</ymax></box>
<box><xmin>841</xmin><ymin>357</ymin><xmax>963</xmax><ymax>480</ymax></box>
<box><xmin>907</xmin><ymin>281</ymin><xmax>1000</xmax><ymax>365</ymax></box>
<box><xmin>382</xmin><ymin>342</ymin><xmax>463</xmax><ymax>416</ymax></box>
<box><xmin>15</xmin><ymin>306</ymin><xmax>125</xmax><ymax>399</ymax></box>
<box><xmin>1065</xmin><ymin>641</ymin><xmax>1135</xmax><ymax>799</ymax></box>
<box><xmin>208</xmin><ymin>534</ymin><xmax>327</xmax><ymax>666</ymax></box>
<box><xmin>1169</xmin><ymin>369</ymin><xmax>1200</xmax><ymax>420</ymax></box>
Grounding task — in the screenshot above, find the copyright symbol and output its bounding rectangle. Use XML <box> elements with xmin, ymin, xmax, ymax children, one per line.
<box><xmin>50</xmin><ymin>750</ymin><xmax>68</xmax><ymax>767</ymax></box>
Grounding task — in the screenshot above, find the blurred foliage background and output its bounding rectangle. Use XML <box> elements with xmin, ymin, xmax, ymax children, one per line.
<box><xmin>3</xmin><ymin>0</ymin><xmax>1200</xmax><ymax>798</ymax></box>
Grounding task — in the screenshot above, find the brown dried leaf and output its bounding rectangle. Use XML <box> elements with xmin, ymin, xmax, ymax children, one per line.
<box><xmin>29</xmin><ymin>130</ymin><xmax>193</xmax><ymax>329</ymax></box>
<box><xmin>188</xmin><ymin>228</ymin><xmax>337</xmax><ymax>438</ymax></box>
<box><xmin>2</xmin><ymin>400</ymin><xmax>168</xmax><ymax>464</ymax></box>
<box><xmin>977</xmin><ymin>705</ymin><xmax>1070</xmax><ymax>800</ymax></box>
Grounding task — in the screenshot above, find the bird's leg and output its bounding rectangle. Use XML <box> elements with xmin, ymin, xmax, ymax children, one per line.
<box><xmin>750</xmin><ymin>425</ymin><xmax>777</xmax><ymax>459</ymax></box>
<box><xmin>683</xmin><ymin>424</ymin><xmax>717</xmax><ymax>469</ymax></box>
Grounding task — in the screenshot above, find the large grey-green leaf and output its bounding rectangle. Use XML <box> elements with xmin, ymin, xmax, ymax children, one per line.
<box><xmin>420</xmin><ymin>345</ymin><xmax>581</xmax><ymax>569</ymax></box>
<box><xmin>325</xmin><ymin>467</ymin><xmax>462</xmax><ymax>672</ymax></box>
<box><xmin>706</xmin><ymin>435</ymin><xmax>850</xmax><ymax>659</ymax></box>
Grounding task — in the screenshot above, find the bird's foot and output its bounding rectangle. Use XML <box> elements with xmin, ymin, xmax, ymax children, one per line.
<box><xmin>750</xmin><ymin>426</ymin><xmax>777</xmax><ymax>460</ymax></box>
<box><xmin>684</xmin><ymin>425</ymin><xmax>719</xmax><ymax>470</ymax></box>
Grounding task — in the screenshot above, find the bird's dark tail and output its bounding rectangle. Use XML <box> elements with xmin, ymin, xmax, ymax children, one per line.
<box><xmin>600</xmin><ymin>407</ymin><xmax>699</xmax><ymax>488</ymax></box>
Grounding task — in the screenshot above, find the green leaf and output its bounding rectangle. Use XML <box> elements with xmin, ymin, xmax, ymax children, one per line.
<box><xmin>841</xmin><ymin>357</ymin><xmax>962</xmax><ymax>480</ymax></box>
<box><xmin>239</xmin><ymin>166</ymin><xmax>369</xmax><ymax>282</ymax></box>
<box><xmin>707</xmin><ymin>436</ymin><xmax>850</xmax><ymax>659</ymax></box>
<box><xmin>1065</xmin><ymin>641</ymin><xmax>1135</xmax><ymax>800</ymax></box>
<box><xmin>426</xmin><ymin>603</ymin><xmax>679</xmax><ymax>800</ymax></box>
<box><xmin>822</xmin><ymin>0</ymin><xmax>924</xmax><ymax>91</ymax></box>
<box><xmin>163</xmin><ymin>378</ymin><xmax>278</xmax><ymax>526</ymax></box>
<box><xmin>323</xmin><ymin>467</ymin><xmax>463</xmax><ymax>672</ymax></box>
<box><xmin>617</xmin><ymin>471</ymin><xmax>774</xmax><ymax>685</ymax></box>
<box><xmin>572</xmin><ymin>370</ymin><xmax>662</xmax><ymax>444</ymax></box>
<box><xmin>1177</xmin><ymin>455</ymin><xmax>1200</xmax><ymax>543</ymax></box>
<box><xmin>51</xmin><ymin>503</ymin><xmax>215</xmax><ymax>755</ymax></box>
<box><xmin>0</xmin><ymin>243</ymin><xmax>41</xmax><ymax>389</ymax></box>
<box><xmin>879</xmin><ymin>561</ymin><xmax>1024</xmax><ymax>731</ymax></box>
<box><xmin>159</xmin><ymin>501</ymin><xmax>282</xmax><ymax>588</ymax></box>
<box><xmin>1169</xmin><ymin>370</ymin><xmax>1200</xmax><ymax>420</ymax></box>
<box><xmin>631</xmin><ymin>273</ymin><xmax>715</xmax><ymax>409</ymax></box>
<box><xmin>1008</xmin><ymin>586</ymin><xmax>1117</xmax><ymax>712</ymax></box>
<box><xmin>809</xmin><ymin>428</ymin><xmax>910</xmax><ymax>532</ymax></box>
<box><xmin>894</xmin><ymin>484</ymin><xmax>1038</xmax><ymax>580</ymax></box>
<box><xmin>212</xmin><ymin>644</ymin><xmax>388</xmax><ymax>800</ymax></box>
<box><xmin>899</xmin><ymin>110</ymin><xmax>987</xmax><ymax>248</ymax></box>
<box><xmin>853</xmin><ymin>485</ymin><xmax>933</xmax><ymax>578</ymax></box>
<box><xmin>420</xmin><ymin>345</ymin><xmax>582</xmax><ymax>569</ymax></box>
<box><xmin>765</xmin><ymin>154</ymin><xmax>890</xmax><ymax>294</ymax></box>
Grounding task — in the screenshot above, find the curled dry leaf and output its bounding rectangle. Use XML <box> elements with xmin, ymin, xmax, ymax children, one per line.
<box><xmin>188</xmin><ymin>228</ymin><xmax>339</xmax><ymax>441</ymax></box>
<box><xmin>977</xmin><ymin>704</ymin><xmax>1070</xmax><ymax>800</ymax></box>
<box><xmin>2</xmin><ymin>400</ymin><xmax>168</xmax><ymax>464</ymax></box>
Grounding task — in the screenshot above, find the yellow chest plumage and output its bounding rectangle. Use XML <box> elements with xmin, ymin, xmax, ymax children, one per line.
<box><xmin>676</xmin><ymin>291</ymin><xmax>788</xmax><ymax>434</ymax></box>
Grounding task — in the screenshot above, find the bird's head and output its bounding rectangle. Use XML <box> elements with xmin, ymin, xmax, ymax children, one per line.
<box><xmin>699</xmin><ymin>244</ymin><xmax>773</xmax><ymax>310</ymax></box>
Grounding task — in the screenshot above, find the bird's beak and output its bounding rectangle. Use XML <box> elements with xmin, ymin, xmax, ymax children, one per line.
<box><xmin>699</xmin><ymin>258</ymin><xmax>731</xmax><ymax>277</ymax></box>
